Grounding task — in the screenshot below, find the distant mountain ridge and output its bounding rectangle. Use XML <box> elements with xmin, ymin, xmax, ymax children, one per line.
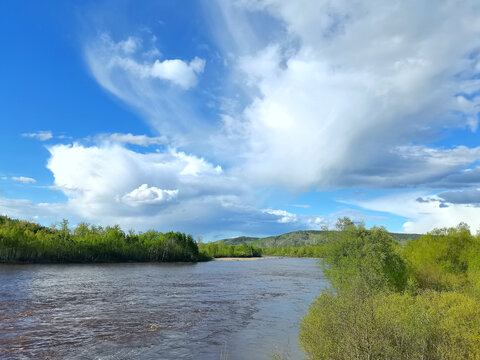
<box><xmin>219</xmin><ymin>230</ymin><xmax>421</xmax><ymax>248</ymax></box>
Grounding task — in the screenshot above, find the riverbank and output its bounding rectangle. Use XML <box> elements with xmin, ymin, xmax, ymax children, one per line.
<box><xmin>212</xmin><ymin>256</ymin><xmax>275</xmax><ymax>261</ymax></box>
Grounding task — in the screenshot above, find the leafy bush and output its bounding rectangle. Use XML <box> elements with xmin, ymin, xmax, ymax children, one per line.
<box><xmin>299</xmin><ymin>219</ymin><xmax>480</xmax><ymax>360</ymax></box>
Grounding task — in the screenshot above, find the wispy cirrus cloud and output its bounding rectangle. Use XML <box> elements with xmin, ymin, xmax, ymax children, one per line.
<box><xmin>97</xmin><ymin>133</ymin><xmax>168</xmax><ymax>146</ymax></box>
<box><xmin>87</xmin><ymin>35</ymin><xmax>205</xmax><ymax>90</ymax></box>
<box><xmin>85</xmin><ymin>34</ymin><xmax>209</xmax><ymax>140</ymax></box>
<box><xmin>12</xmin><ymin>176</ymin><xmax>36</xmax><ymax>184</ymax></box>
<box><xmin>292</xmin><ymin>204</ymin><xmax>311</xmax><ymax>209</ymax></box>
<box><xmin>22</xmin><ymin>131</ymin><xmax>53</xmax><ymax>141</ymax></box>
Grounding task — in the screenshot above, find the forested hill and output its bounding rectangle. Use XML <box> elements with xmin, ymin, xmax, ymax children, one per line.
<box><xmin>220</xmin><ymin>230</ymin><xmax>421</xmax><ymax>248</ymax></box>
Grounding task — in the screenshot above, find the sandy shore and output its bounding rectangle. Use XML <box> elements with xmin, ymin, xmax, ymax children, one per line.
<box><xmin>212</xmin><ymin>256</ymin><xmax>276</xmax><ymax>261</ymax></box>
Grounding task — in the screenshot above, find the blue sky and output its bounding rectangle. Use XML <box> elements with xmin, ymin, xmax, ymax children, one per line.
<box><xmin>2</xmin><ymin>0</ymin><xmax>480</xmax><ymax>240</ymax></box>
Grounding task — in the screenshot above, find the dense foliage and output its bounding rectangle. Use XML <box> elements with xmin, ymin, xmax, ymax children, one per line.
<box><xmin>299</xmin><ymin>218</ymin><xmax>480</xmax><ymax>360</ymax></box>
<box><xmin>0</xmin><ymin>216</ymin><xmax>202</xmax><ymax>263</ymax></box>
<box><xmin>198</xmin><ymin>241</ymin><xmax>262</xmax><ymax>258</ymax></box>
<box><xmin>261</xmin><ymin>245</ymin><xmax>324</xmax><ymax>257</ymax></box>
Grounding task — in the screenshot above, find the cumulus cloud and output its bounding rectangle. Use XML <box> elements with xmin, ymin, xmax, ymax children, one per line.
<box><xmin>0</xmin><ymin>141</ymin><xmax>332</xmax><ymax>236</ymax></box>
<box><xmin>263</xmin><ymin>209</ymin><xmax>298</xmax><ymax>223</ymax></box>
<box><xmin>110</xmin><ymin>55</ymin><xmax>205</xmax><ymax>89</ymax></box>
<box><xmin>122</xmin><ymin>184</ymin><xmax>178</xmax><ymax>206</ymax></box>
<box><xmin>46</xmin><ymin>143</ymin><xmax>230</xmax><ymax>216</ymax></box>
<box><xmin>22</xmin><ymin>131</ymin><xmax>53</xmax><ymax>141</ymax></box>
<box><xmin>12</xmin><ymin>176</ymin><xmax>36</xmax><ymax>184</ymax></box>
<box><xmin>39</xmin><ymin>142</ymin><xmax>272</xmax><ymax>235</ymax></box>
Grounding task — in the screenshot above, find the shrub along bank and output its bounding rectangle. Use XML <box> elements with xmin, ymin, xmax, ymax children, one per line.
<box><xmin>299</xmin><ymin>218</ymin><xmax>480</xmax><ymax>360</ymax></box>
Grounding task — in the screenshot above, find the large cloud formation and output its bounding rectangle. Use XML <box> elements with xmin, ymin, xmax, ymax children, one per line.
<box><xmin>206</xmin><ymin>0</ymin><xmax>480</xmax><ymax>232</ymax></box>
<box><xmin>5</xmin><ymin>1</ymin><xmax>480</xmax><ymax>236</ymax></box>
<box><xmin>211</xmin><ymin>0</ymin><xmax>480</xmax><ymax>190</ymax></box>
<box><xmin>36</xmin><ymin>142</ymin><xmax>318</xmax><ymax>238</ymax></box>
<box><xmin>71</xmin><ymin>1</ymin><xmax>480</xmax><ymax>232</ymax></box>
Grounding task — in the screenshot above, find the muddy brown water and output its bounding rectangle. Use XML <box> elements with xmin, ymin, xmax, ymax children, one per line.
<box><xmin>0</xmin><ymin>257</ymin><xmax>328</xmax><ymax>359</ymax></box>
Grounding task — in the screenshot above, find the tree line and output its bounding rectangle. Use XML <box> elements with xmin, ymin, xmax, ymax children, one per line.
<box><xmin>0</xmin><ymin>216</ymin><xmax>203</xmax><ymax>263</ymax></box>
<box><xmin>0</xmin><ymin>216</ymin><xmax>266</xmax><ymax>263</ymax></box>
<box><xmin>198</xmin><ymin>241</ymin><xmax>262</xmax><ymax>258</ymax></box>
<box><xmin>261</xmin><ymin>245</ymin><xmax>324</xmax><ymax>257</ymax></box>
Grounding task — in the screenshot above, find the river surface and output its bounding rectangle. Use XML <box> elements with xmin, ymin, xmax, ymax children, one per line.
<box><xmin>0</xmin><ymin>258</ymin><xmax>329</xmax><ymax>360</ymax></box>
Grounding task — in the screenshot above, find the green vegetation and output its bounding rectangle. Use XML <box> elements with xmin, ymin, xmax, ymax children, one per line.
<box><xmin>221</xmin><ymin>229</ymin><xmax>420</xmax><ymax>248</ymax></box>
<box><xmin>198</xmin><ymin>241</ymin><xmax>262</xmax><ymax>258</ymax></box>
<box><xmin>261</xmin><ymin>245</ymin><xmax>324</xmax><ymax>257</ymax></box>
<box><xmin>0</xmin><ymin>216</ymin><xmax>203</xmax><ymax>263</ymax></box>
<box><xmin>0</xmin><ymin>216</ymin><xmax>266</xmax><ymax>263</ymax></box>
<box><xmin>299</xmin><ymin>218</ymin><xmax>480</xmax><ymax>360</ymax></box>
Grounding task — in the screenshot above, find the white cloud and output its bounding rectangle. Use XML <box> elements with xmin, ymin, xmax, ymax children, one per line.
<box><xmin>42</xmin><ymin>143</ymin><xmax>262</xmax><ymax>234</ymax></box>
<box><xmin>110</xmin><ymin>55</ymin><xmax>205</xmax><ymax>89</ymax></box>
<box><xmin>21</xmin><ymin>142</ymin><xmax>344</xmax><ymax>237</ymax></box>
<box><xmin>305</xmin><ymin>216</ymin><xmax>327</xmax><ymax>228</ymax></box>
<box><xmin>292</xmin><ymin>204</ymin><xmax>310</xmax><ymax>209</ymax></box>
<box><xmin>0</xmin><ymin>196</ymin><xmax>67</xmax><ymax>224</ymax></box>
<box><xmin>209</xmin><ymin>0</ymin><xmax>480</xmax><ymax>190</ymax></box>
<box><xmin>22</xmin><ymin>131</ymin><xmax>53</xmax><ymax>141</ymax></box>
<box><xmin>84</xmin><ymin>5</ymin><xmax>480</xmax><ymax>190</ymax></box>
<box><xmin>176</xmin><ymin>151</ymin><xmax>222</xmax><ymax>176</ymax></box>
<box><xmin>116</xmin><ymin>36</ymin><xmax>139</xmax><ymax>54</ymax></box>
<box><xmin>25</xmin><ymin>2</ymin><xmax>480</xmax><ymax>237</ymax></box>
<box><xmin>121</xmin><ymin>184</ymin><xmax>178</xmax><ymax>206</ymax></box>
<box><xmin>338</xmin><ymin>146</ymin><xmax>480</xmax><ymax>188</ymax></box>
<box><xmin>12</xmin><ymin>176</ymin><xmax>36</xmax><ymax>184</ymax></box>
<box><xmin>350</xmin><ymin>192</ymin><xmax>480</xmax><ymax>233</ymax></box>
<box><xmin>85</xmin><ymin>34</ymin><xmax>208</xmax><ymax>141</ymax></box>
<box><xmin>262</xmin><ymin>207</ymin><xmax>375</xmax><ymax>229</ymax></box>
<box><xmin>46</xmin><ymin>144</ymin><xmax>229</xmax><ymax>215</ymax></box>
<box><xmin>100</xmin><ymin>133</ymin><xmax>168</xmax><ymax>146</ymax></box>
<box><xmin>263</xmin><ymin>209</ymin><xmax>298</xmax><ymax>223</ymax></box>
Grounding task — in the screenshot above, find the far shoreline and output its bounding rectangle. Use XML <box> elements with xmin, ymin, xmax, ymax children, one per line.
<box><xmin>212</xmin><ymin>256</ymin><xmax>276</xmax><ymax>261</ymax></box>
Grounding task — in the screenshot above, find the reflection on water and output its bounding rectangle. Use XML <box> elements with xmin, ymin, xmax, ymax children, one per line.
<box><xmin>0</xmin><ymin>258</ymin><xmax>328</xmax><ymax>359</ymax></box>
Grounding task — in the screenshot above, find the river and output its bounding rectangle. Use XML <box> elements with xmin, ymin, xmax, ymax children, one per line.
<box><xmin>0</xmin><ymin>257</ymin><xmax>329</xmax><ymax>359</ymax></box>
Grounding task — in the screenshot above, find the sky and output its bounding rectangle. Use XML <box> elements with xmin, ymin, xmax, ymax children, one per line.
<box><xmin>2</xmin><ymin>0</ymin><xmax>480</xmax><ymax>240</ymax></box>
